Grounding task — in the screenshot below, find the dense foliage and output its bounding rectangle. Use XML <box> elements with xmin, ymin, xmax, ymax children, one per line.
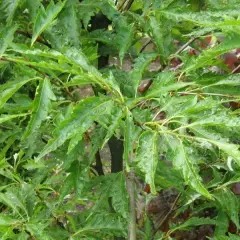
<box><xmin>0</xmin><ymin>0</ymin><xmax>240</xmax><ymax>239</ymax></box>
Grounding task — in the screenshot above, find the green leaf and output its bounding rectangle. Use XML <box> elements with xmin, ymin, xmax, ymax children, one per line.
<box><xmin>214</xmin><ymin>210</ymin><xmax>229</xmax><ymax>237</ymax></box>
<box><xmin>101</xmin><ymin>107</ymin><xmax>123</xmax><ymax>148</ymax></box>
<box><xmin>25</xmin><ymin>222</ymin><xmax>51</xmax><ymax>240</ymax></box>
<box><xmin>73</xmin><ymin>213</ymin><xmax>126</xmax><ymax>237</ymax></box>
<box><xmin>214</xmin><ymin>189</ymin><xmax>240</xmax><ymax>229</ymax></box>
<box><xmin>0</xmin><ymin>215</ymin><xmax>22</xmax><ymax>226</ymax></box>
<box><xmin>31</xmin><ymin>0</ymin><xmax>66</xmax><ymax>46</ymax></box>
<box><xmin>184</xmin><ymin>32</ymin><xmax>240</xmax><ymax>72</ymax></box>
<box><xmin>90</xmin><ymin>173</ymin><xmax>128</xmax><ymax>218</ymax></box>
<box><xmin>159</xmin><ymin>8</ymin><xmax>240</xmax><ymax>26</ymax></box>
<box><xmin>172</xmin><ymin>140</ymin><xmax>213</xmax><ymax>199</ymax></box>
<box><xmin>0</xmin><ymin>113</ymin><xmax>29</xmax><ymax>124</ymax></box>
<box><xmin>88</xmin><ymin>126</ymin><xmax>107</xmax><ymax>163</ymax></box>
<box><xmin>170</xmin><ymin>217</ymin><xmax>216</xmax><ymax>232</ymax></box>
<box><xmin>136</xmin><ymin>131</ymin><xmax>158</xmax><ymax>194</ymax></box>
<box><xmin>191</xmin><ymin>126</ymin><xmax>240</xmax><ymax>166</ymax></box>
<box><xmin>131</xmin><ymin>53</ymin><xmax>159</xmax><ymax>97</ymax></box>
<box><xmin>22</xmin><ymin>78</ymin><xmax>56</xmax><ymax>140</ymax></box>
<box><xmin>0</xmin><ymin>77</ymin><xmax>38</xmax><ymax>109</ymax></box>
<box><xmin>0</xmin><ymin>25</ymin><xmax>17</xmax><ymax>56</ymax></box>
<box><xmin>1</xmin><ymin>0</ymin><xmax>21</xmax><ymax>23</ymax></box>
<box><xmin>46</xmin><ymin>2</ymin><xmax>81</xmax><ymax>49</ymax></box>
<box><xmin>145</xmin><ymin>72</ymin><xmax>193</xmax><ymax>98</ymax></box>
<box><xmin>115</xmin><ymin>17</ymin><xmax>135</xmax><ymax>64</ymax></box>
<box><xmin>64</xmin><ymin>47</ymin><xmax>100</xmax><ymax>76</ymax></box>
<box><xmin>64</xmin><ymin>74</ymin><xmax>96</xmax><ymax>87</ymax></box>
<box><xmin>26</xmin><ymin>0</ymin><xmax>41</xmax><ymax>20</ymax></box>
<box><xmin>149</xmin><ymin>16</ymin><xmax>169</xmax><ymax>61</ymax></box>
<box><xmin>0</xmin><ymin>134</ymin><xmax>18</xmax><ymax>160</ymax></box>
<box><xmin>37</xmin><ymin>97</ymin><xmax>114</xmax><ymax>160</ymax></box>
<box><xmin>60</xmin><ymin>159</ymin><xmax>88</xmax><ymax>201</ymax></box>
<box><xmin>0</xmin><ymin>192</ymin><xmax>26</xmax><ymax>220</ymax></box>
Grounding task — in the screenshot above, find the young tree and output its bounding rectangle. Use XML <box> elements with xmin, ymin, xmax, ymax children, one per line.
<box><xmin>0</xmin><ymin>0</ymin><xmax>240</xmax><ymax>239</ymax></box>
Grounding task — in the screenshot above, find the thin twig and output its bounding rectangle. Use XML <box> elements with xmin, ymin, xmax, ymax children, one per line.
<box><xmin>126</xmin><ymin>170</ymin><xmax>137</xmax><ymax>240</ymax></box>
<box><xmin>153</xmin><ymin>193</ymin><xmax>182</xmax><ymax>237</ymax></box>
<box><xmin>124</xmin><ymin>0</ymin><xmax>135</xmax><ymax>11</ymax></box>
<box><xmin>94</xmin><ymin>151</ymin><xmax>104</xmax><ymax>176</ymax></box>
<box><xmin>178</xmin><ymin>91</ymin><xmax>239</xmax><ymax>98</ymax></box>
<box><xmin>140</xmin><ymin>39</ymin><xmax>152</xmax><ymax>53</ymax></box>
<box><xmin>118</xmin><ymin>0</ymin><xmax>128</xmax><ymax>10</ymax></box>
<box><xmin>231</xmin><ymin>64</ymin><xmax>240</xmax><ymax>74</ymax></box>
<box><xmin>174</xmin><ymin>37</ymin><xmax>196</xmax><ymax>55</ymax></box>
<box><xmin>139</xmin><ymin>34</ymin><xmax>210</xmax><ymax>94</ymax></box>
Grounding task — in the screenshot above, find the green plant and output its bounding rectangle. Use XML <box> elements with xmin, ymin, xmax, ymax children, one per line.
<box><xmin>0</xmin><ymin>0</ymin><xmax>240</xmax><ymax>239</ymax></box>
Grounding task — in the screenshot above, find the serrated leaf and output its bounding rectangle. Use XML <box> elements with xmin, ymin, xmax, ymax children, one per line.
<box><xmin>0</xmin><ymin>215</ymin><xmax>22</xmax><ymax>226</ymax></box>
<box><xmin>25</xmin><ymin>222</ymin><xmax>51</xmax><ymax>240</ymax></box>
<box><xmin>60</xmin><ymin>159</ymin><xmax>88</xmax><ymax>201</ymax></box>
<box><xmin>214</xmin><ymin>189</ymin><xmax>240</xmax><ymax>229</ymax></box>
<box><xmin>0</xmin><ymin>25</ymin><xmax>17</xmax><ymax>56</ymax></box>
<box><xmin>26</xmin><ymin>0</ymin><xmax>41</xmax><ymax>20</ymax></box>
<box><xmin>191</xmin><ymin>126</ymin><xmax>240</xmax><ymax>166</ymax></box>
<box><xmin>37</xmin><ymin>97</ymin><xmax>114</xmax><ymax>160</ymax></box>
<box><xmin>136</xmin><ymin>131</ymin><xmax>158</xmax><ymax>194</ymax></box>
<box><xmin>95</xmin><ymin>173</ymin><xmax>128</xmax><ymax>217</ymax></box>
<box><xmin>78</xmin><ymin>1</ymin><xmax>97</xmax><ymax>29</ymax></box>
<box><xmin>131</xmin><ymin>53</ymin><xmax>159</xmax><ymax>97</ymax></box>
<box><xmin>22</xmin><ymin>78</ymin><xmax>55</xmax><ymax>140</ymax></box>
<box><xmin>88</xmin><ymin>126</ymin><xmax>107</xmax><ymax>163</ymax></box>
<box><xmin>115</xmin><ymin>17</ymin><xmax>135</xmax><ymax>64</ymax></box>
<box><xmin>159</xmin><ymin>8</ymin><xmax>240</xmax><ymax>26</ymax></box>
<box><xmin>0</xmin><ymin>113</ymin><xmax>29</xmax><ymax>124</ymax></box>
<box><xmin>73</xmin><ymin>213</ymin><xmax>126</xmax><ymax>237</ymax></box>
<box><xmin>0</xmin><ymin>77</ymin><xmax>38</xmax><ymax>109</ymax></box>
<box><xmin>145</xmin><ymin>72</ymin><xmax>194</xmax><ymax>98</ymax></box>
<box><xmin>64</xmin><ymin>74</ymin><xmax>95</xmax><ymax>87</ymax></box>
<box><xmin>180</xmin><ymin>113</ymin><xmax>240</xmax><ymax>129</ymax></box>
<box><xmin>170</xmin><ymin>217</ymin><xmax>216</xmax><ymax>232</ymax></box>
<box><xmin>64</xmin><ymin>47</ymin><xmax>100</xmax><ymax>76</ymax></box>
<box><xmin>1</xmin><ymin>0</ymin><xmax>21</xmax><ymax>23</ymax></box>
<box><xmin>184</xmin><ymin>32</ymin><xmax>240</xmax><ymax>72</ymax></box>
<box><xmin>214</xmin><ymin>210</ymin><xmax>229</xmax><ymax>237</ymax></box>
<box><xmin>101</xmin><ymin>107</ymin><xmax>123</xmax><ymax>148</ymax></box>
<box><xmin>31</xmin><ymin>0</ymin><xmax>66</xmax><ymax>46</ymax></box>
<box><xmin>46</xmin><ymin>2</ymin><xmax>81</xmax><ymax>49</ymax></box>
<box><xmin>173</xmin><ymin>140</ymin><xmax>212</xmax><ymax>199</ymax></box>
<box><xmin>149</xmin><ymin>16</ymin><xmax>169</xmax><ymax>61</ymax></box>
<box><xmin>0</xmin><ymin>192</ymin><xmax>26</xmax><ymax>220</ymax></box>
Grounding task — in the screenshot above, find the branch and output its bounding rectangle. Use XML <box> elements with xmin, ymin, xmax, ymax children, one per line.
<box><xmin>174</xmin><ymin>37</ymin><xmax>196</xmax><ymax>55</ymax></box>
<box><xmin>140</xmin><ymin>39</ymin><xmax>152</xmax><ymax>53</ymax></box>
<box><xmin>118</xmin><ymin>0</ymin><xmax>128</xmax><ymax>11</ymax></box>
<box><xmin>126</xmin><ymin>170</ymin><xmax>137</xmax><ymax>240</ymax></box>
<box><xmin>231</xmin><ymin>64</ymin><xmax>240</xmax><ymax>74</ymax></box>
<box><xmin>94</xmin><ymin>151</ymin><xmax>104</xmax><ymax>176</ymax></box>
<box><xmin>139</xmin><ymin>34</ymin><xmax>208</xmax><ymax>94</ymax></box>
<box><xmin>153</xmin><ymin>193</ymin><xmax>181</xmax><ymax>237</ymax></box>
<box><xmin>124</xmin><ymin>0</ymin><xmax>134</xmax><ymax>11</ymax></box>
